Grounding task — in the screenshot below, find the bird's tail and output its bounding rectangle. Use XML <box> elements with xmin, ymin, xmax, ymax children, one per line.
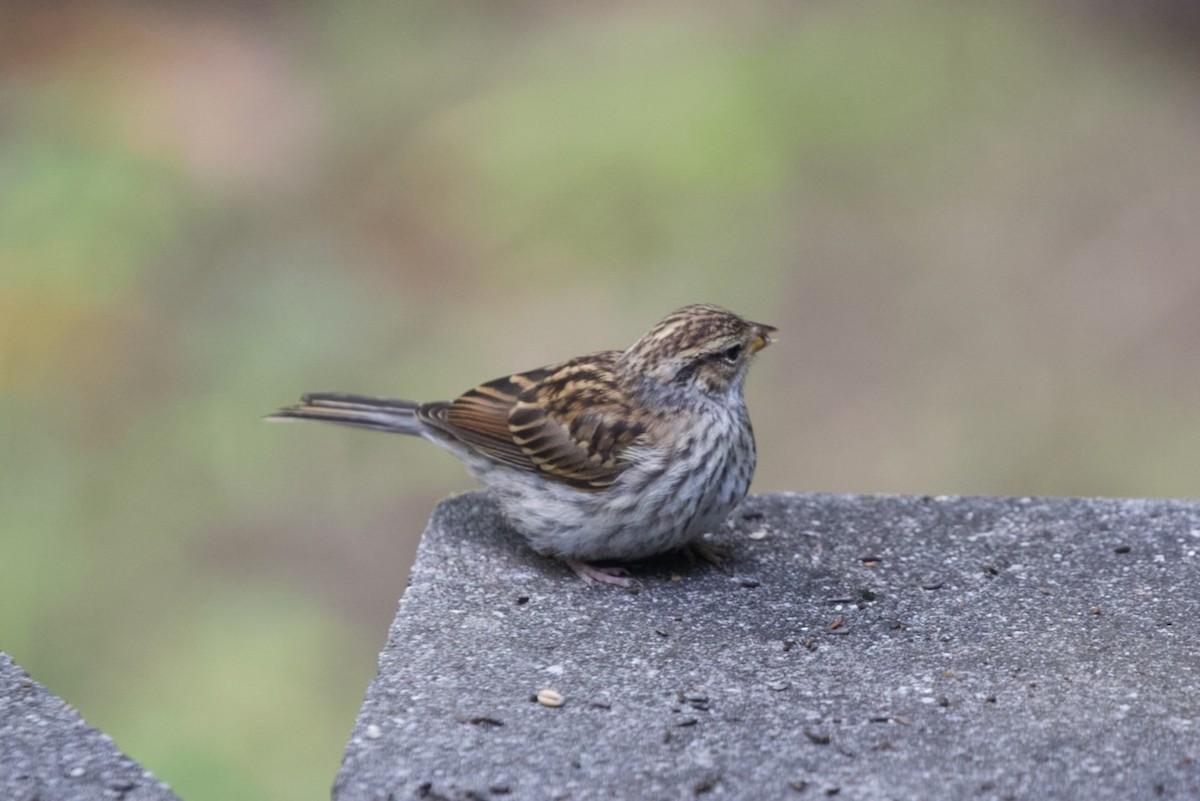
<box><xmin>266</xmin><ymin>393</ymin><xmax>423</xmax><ymax>435</ymax></box>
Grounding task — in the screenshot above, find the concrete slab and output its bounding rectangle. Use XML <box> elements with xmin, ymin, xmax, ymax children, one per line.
<box><xmin>334</xmin><ymin>491</ymin><xmax>1200</xmax><ymax>800</ymax></box>
<box><xmin>0</xmin><ymin>653</ymin><xmax>179</xmax><ymax>801</ymax></box>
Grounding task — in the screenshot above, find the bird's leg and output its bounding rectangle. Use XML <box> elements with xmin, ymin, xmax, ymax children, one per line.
<box><xmin>564</xmin><ymin>558</ymin><xmax>638</xmax><ymax>589</ymax></box>
<box><xmin>683</xmin><ymin>539</ymin><xmax>731</xmax><ymax>568</ymax></box>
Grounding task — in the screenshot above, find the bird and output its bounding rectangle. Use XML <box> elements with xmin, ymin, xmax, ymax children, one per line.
<box><xmin>267</xmin><ymin>304</ymin><xmax>775</xmax><ymax>588</ymax></box>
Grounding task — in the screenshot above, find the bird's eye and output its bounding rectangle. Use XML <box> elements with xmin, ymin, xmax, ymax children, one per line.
<box><xmin>720</xmin><ymin>344</ymin><xmax>743</xmax><ymax>363</ymax></box>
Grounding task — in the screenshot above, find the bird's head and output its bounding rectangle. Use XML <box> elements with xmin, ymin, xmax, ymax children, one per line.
<box><xmin>619</xmin><ymin>304</ymin><xmax>775</xmax><ymax>397</ymax></box>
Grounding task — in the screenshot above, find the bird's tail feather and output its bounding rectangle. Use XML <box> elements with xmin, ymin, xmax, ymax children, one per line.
<box><xmin>266</xmin><ymin>393</ymin><xmax>423</xmax><ymax>435</ymax></box>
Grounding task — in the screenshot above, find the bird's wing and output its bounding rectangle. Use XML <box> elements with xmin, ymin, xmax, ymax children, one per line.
<box><xmin>419</xmin><ymin>368</ymin><xmax>553</xmax><ymax>472</ymax></box>
<box><xmin>420</xmin><ymin>352</ymin><xmax>646</xmax><ymax>490</ymax></box>
<box><xmin>510</xmin><ymin>353</ymin><xmax>649</xmax><ymax>489</ymax></box>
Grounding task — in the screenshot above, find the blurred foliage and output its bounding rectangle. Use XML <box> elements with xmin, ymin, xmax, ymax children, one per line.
<box><xmin>1</xmin><ymin>1</ymin><xmax>1199</xmax><ymax>798</ymax></box>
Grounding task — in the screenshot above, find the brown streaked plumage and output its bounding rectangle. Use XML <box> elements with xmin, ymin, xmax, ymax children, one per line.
<box><xmin>424</xmin><ymin>354</ymin><xmax>642</xmax><ymax>490</ymax></box>
<box><xmin>268</xmin><ymin>304</ymin><xmax>775</xmax><ymax>587</ymax></box>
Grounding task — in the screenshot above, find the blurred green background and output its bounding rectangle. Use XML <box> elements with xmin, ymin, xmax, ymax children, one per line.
<box><xmin>2</xmin><ymin>1</ymin><xmax>1198</xmax><ymax>798</ymax></box>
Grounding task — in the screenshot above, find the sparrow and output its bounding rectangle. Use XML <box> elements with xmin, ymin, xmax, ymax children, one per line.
<box><xmin>267</xmin><ymin>304</ymin><xmax>774</xmax><ymax>587</ymax></box>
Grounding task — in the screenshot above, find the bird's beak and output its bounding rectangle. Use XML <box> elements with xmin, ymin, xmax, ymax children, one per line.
<box><xmin>749</xmin><ymin>322</ymin><xmax>777</xmax><ymax>353</ymax></box>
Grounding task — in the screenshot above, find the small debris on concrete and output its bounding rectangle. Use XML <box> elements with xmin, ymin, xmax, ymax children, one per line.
<box><xmin>466</xmin><ymin>716</ymin><xmax>503</xmax><ymax>728</ymax></box>
<box><xmin>803</xmin><ymin>729</ymin><xmax>831</xmax><ymax>745</ymax></box>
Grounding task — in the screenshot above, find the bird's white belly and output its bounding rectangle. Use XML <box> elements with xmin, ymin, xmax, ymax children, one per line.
<box><xmin>471</xmin><ymin>411</ymin><xmax>755</xmax><ymax>562</ymax></box>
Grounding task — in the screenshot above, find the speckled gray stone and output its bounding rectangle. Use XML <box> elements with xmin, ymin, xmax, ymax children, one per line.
<box><xmin>334</xmin><ymin>491</ymin><xmax>1200</xmax><ymax>801</ymax></box>
<box><xmin>0</xmin><ymin>653</ymin><xmax>179</xmax><ymax>801</ymax></box>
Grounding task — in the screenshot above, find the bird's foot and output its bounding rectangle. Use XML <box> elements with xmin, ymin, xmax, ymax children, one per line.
<box><xmin>565</xmin><ymin>558</ymin><xmax>640</xmax><ymax>590</ymax></box>
<box><xmin>683</xmin><ymin>540</ymin><xmax>731</xmax><ymax>568</ymax></box>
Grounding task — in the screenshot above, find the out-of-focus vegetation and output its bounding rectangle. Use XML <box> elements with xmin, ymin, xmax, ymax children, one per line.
<box><xmin>2</xmin><ymin>1</ymin><xmax>1198</xmax><ymax>798</ymax></box>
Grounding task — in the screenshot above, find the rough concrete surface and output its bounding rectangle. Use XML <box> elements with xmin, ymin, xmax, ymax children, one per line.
<box><xmin>0</xmin><ymin>652</ymin><xmax>179</xmax><ymax>801</ymax></box>
<box><xmin>335</xmin><ymin>491</ymin><xmax>1200</xmax><ymax>801</ymax></box>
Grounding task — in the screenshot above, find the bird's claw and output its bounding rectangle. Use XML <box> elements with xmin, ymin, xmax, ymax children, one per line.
<box><xmin>565</xmin><ymin>559</ymin><xmax>642</xmax><ymax>591</ymax></box>
<box><xmin>684</xmin><ymin>540</ymin><xmax>731</xmax><ymax>569</ymax></box>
